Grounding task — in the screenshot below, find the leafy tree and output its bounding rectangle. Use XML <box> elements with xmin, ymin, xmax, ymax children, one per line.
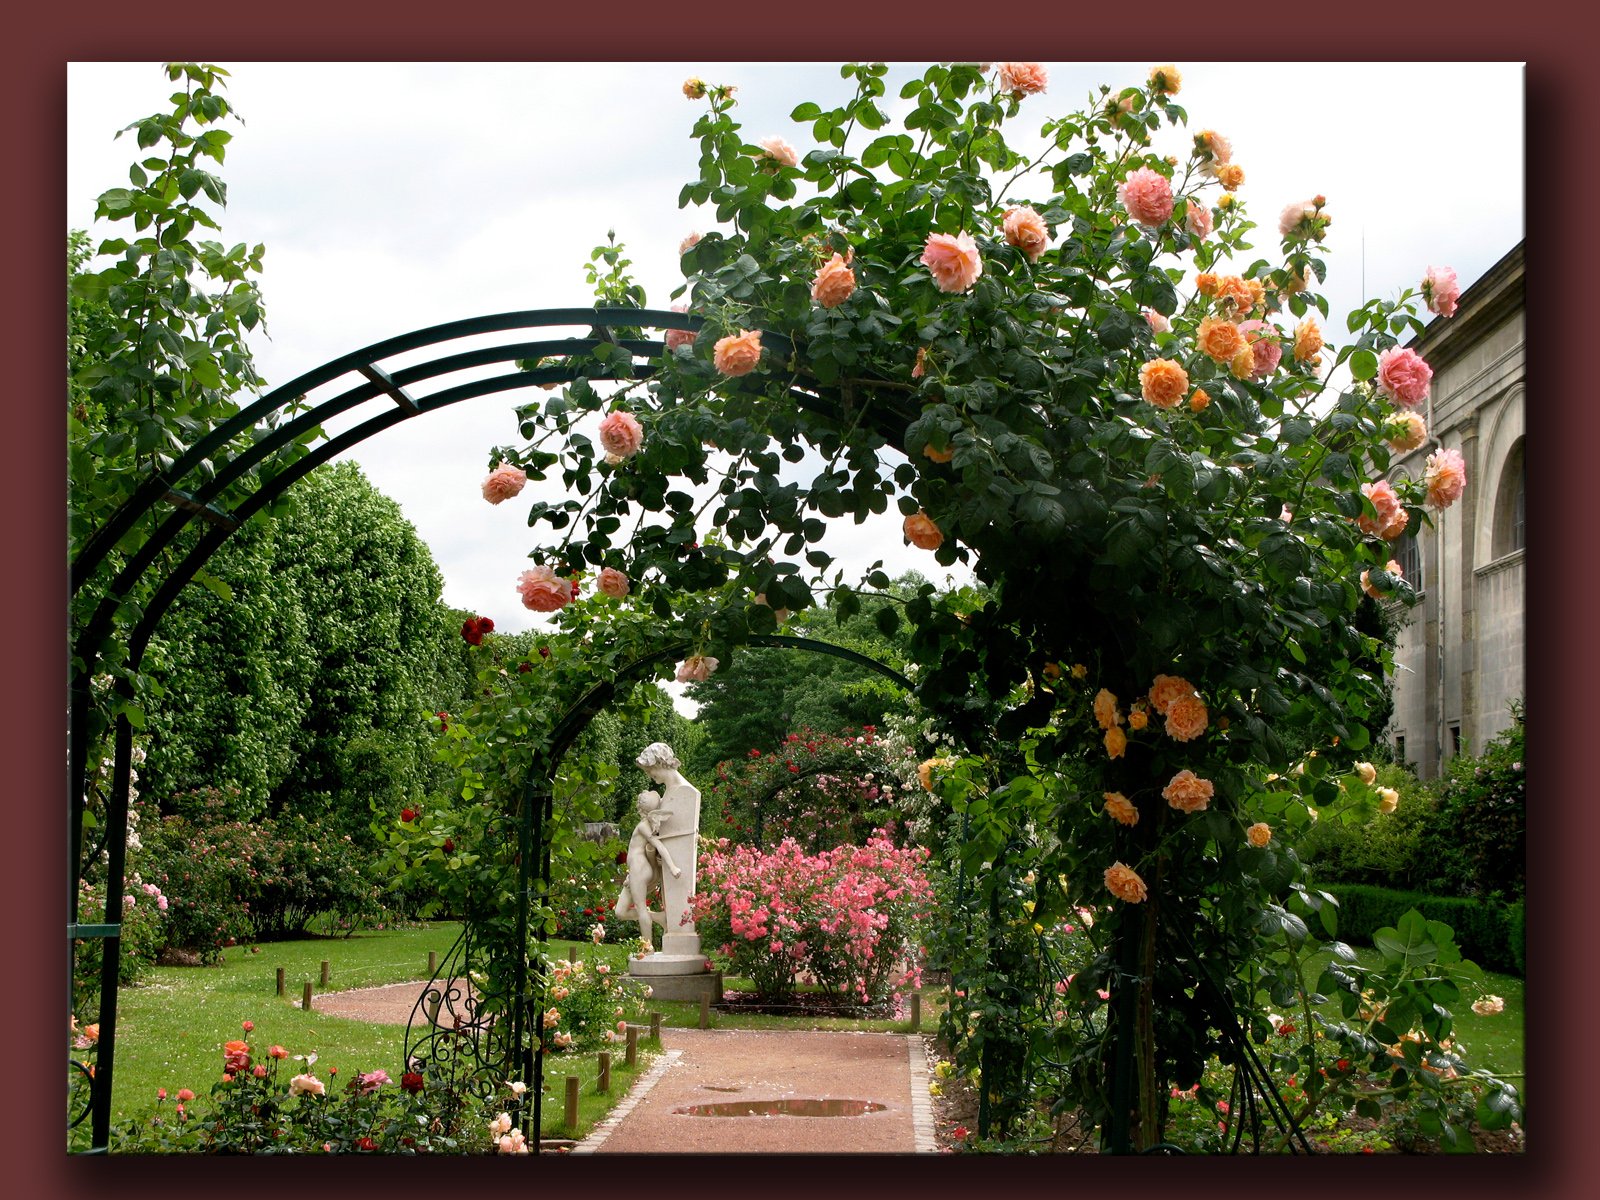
<box><xmin>684</xmin><ymin>571</ymin><xmax>924</xmax><ymax>775</ymax></box>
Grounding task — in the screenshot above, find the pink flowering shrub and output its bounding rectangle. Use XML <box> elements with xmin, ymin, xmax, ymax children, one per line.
<box><xmin>689</xmin><ymin>831</ymin><xmax>935</xmax><ymax>1006</ymax></box>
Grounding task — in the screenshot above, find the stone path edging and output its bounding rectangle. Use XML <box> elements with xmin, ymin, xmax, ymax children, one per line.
<box><xmin>906</xmin><ymin>1035</ymin><xmax>938</xmax><ymax>1153</ymax></box>
<box><xmin>569</xmin><ymin>1049</ymin><xmax>683</xmax><ymax>1155</ymax></box>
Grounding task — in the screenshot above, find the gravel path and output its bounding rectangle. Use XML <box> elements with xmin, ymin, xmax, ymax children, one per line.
<box><xmin>311</xmin><ymin>982</ymin><xmax>938</xmax><ymax>1154</ymax></box>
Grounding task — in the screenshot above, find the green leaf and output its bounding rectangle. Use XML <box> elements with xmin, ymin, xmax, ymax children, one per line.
<box><xmin>1349</xmin><ymin>348</ymin><xmax>1378</xmax><ymax>381</ymax></box>
<box><xmin>190</xmin><ymin>567</ymin><xmax>233</xmax><ymax>602</ymax></box>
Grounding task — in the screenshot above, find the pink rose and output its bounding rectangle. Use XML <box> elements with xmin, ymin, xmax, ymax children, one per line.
<box><xmin>1361</xmin><ymin>560</ymin><xmax>1404</xmax><ymax>600</ymax></box>
<box><xmin>1357</xmin><ymin>480</ymin><xmax>1403</xmax><ymax>537</ymax></box>
<box><xmin>598</xmin><ymin>410</ymin><xmax>644</xmax><ymax>459</ymax></box>
<box><xmin>1423</xmin><ymin>447</ymin><xmax>1467</xmax><ymax>510</ymax></box>
<box><xmin>1421</xmin><ymin>265</ymin><xmax>1460</xmax><ymax>318</ymax></box>
<box><xmin>664</xmin><ymin>303</ymin><xmax>696</xmax><ymax>352</ymax></box>
<box><xmin>1386</xmin><ymin>412</ymin><xmax>1428</xmax><ymax>454</ymax></box>
<box><xmin>921</xmin><ymin>232</ymin><xmax>983</xmax><ymax>294</ymax></box>
<box><xmin>811</xmin><ymin>252</ymin><xmax>856</xmax><ymax>308</ymax></box>
<box><xmin>759</xmin><ymin>137</ymin><xmax>799</xmax><ymax>168</ymax></box>
<box><xmin>713</xmin><ymin>329</ymin><xmax>763</xmax><ymax>376</ymax></box>
<box><xmin>1143</xmin><ymin>309</ymin><xmax>1170</xmax><ymax>334</ymax></box>
<box><xmin>1118</xmin><ymin>167</ymin><xmax>1174</xmax><ymax>227</ymax></box>
<box><xmin>679</xmin><ymin>232</ymin><xmax>701</xmax><ymax>257</ymax></box>
<box><xmin>996</xmin><ymin>62</ymin><xmax>1048</xmax><ymax>96</ymax></box>
<box><xmin>1197</xmin><ymin>129</ymin><xmax>1232</xmax><ymax>172</ymax></box>
<box><xmin>517</xmin><ymin>565</ymin><xmax>574</xmax><ymax>613</ymax></box>
<box><xmin>1184</xmin><ymin>201</ymin><xmax>1213</xmax><ymax>243</ymax></box>
<box><xmin>1279</xmin><ymin>200</ymin><xmax>1313</xmax><ymax>238</ymax></box>
<box><xmin>481</xmin><ymin>464</ymin><xmax>528</xmax><ymax>505</ymax></box>
<box><xmin>676</xmin><ymin>655</ymin><xmax>720</xmax><ymax>683</ymax></box>
<box><xmin>1238</xmin><ymin>320</ymin><xmax>1282</xmax><ymax>378</ymax></box>
<box><xmin>597</xmin><ymin>567</ymin><xmax>630</xmax><ymax>599</ymax></box>
<box><xmin>1376</xmin><ymin>347</ymin><xmax>1433</xmax><ymax>409</ymax></box>
<box><xmin>1002</xmin><ymin>206</ymin><xmax>1050</xmax><ymax>262</ymax></box>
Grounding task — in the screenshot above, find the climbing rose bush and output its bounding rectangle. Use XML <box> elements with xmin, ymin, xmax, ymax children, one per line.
<box><xmin>689</xmin><ymin>831</ymin><xmax>934</xmax><ymax>1006</ymax></box>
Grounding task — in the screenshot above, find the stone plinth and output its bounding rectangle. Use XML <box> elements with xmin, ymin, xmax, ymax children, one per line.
<box><xmin>632</xmin><ymin>969</ymin><xmax>723</xmax><ymax>1004</ymax></box>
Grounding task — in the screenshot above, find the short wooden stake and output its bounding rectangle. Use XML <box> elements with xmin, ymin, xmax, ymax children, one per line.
<box><xmin>699</xmin><ymin>993</ymin><xmax>711</xmax><ymax>1029</ymax></box>
<box><xmin>427</xmin><ymin>994</ymin><xmax>441</xmax><ymax>1025</ymax></box>
<box><xmin>564</xmin><ymin>1075</ymin><xmax>580</xmax><ymax>1129</ymax></box>
<box><xmin>302</xmin><ymin>980</ymin><xmax>313</xmax><ymax>1011</ymax></box>
<box><xmin>910</xmin><ymin>992</ymin><xmax>922</xmax><ymax>1032</ymax></box>
<box><xmin>275</xmin><ymin>967</ymin><xmax>285</xmax><ymax>996</ymax></box>
<box><xmin>625</xmin><ymin>1024</ymin><xmax>639</xmax><ymax>1067</ymax></box>
<box><xmin>568</xmin><ymin>945</ymin><xmax>578</xmax><ymax>963</ymax></box>
<box><xmin>428</xmin><ymin>950</ymin><xmax>437</xmax><ymax>976</ymax></box>
<box><xmin>597</xmin><ymin>1051</ymin><xmax>611</xmax><ymax>1094</ymax></box>
<box><xmin>320</xmin><ymin>959</ymin><xmax>330</xmax><ymax>988</ymax></box>
<box><xmin>649</xmin><ymin>1011</ymin><xmax>661</xmax><ymax>1042</ymax></box>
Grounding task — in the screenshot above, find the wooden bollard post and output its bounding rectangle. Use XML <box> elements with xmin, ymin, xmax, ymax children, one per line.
<box><xmin>699</xmin><ymin>993</ymin><xmax>711</xmax><ymax>1029</ymax></box>
<box><xmin>275</xmin><ymin>967</ymin><xmax>285</xmax><ymax>997</ymax></box>
<box><xmin>649</xmin><ymin>1012</ymin><xmax>661</xmax><ymax>1042</ymax></box>
<box><xmin>910</xmin><ymin>992</ymin><xmax>922</xmax><ymax>1032</ymax></box>
<box><xmin>302</xmin><ymin>980</ymin><xmax>313</xmax><ymax>1011</ymax></box>
<box><xmin>597</xmin><ymin>1051</ymin><xmax>611</xmax><ymax>1094</ymax></box>
<box><xmin>568</xmin><ymin>945</ymin><xmax>578</xmax><ymax>963</ymax></box>
<box><xmin>426</xmin><ymin>994</ymin><xmax>441</xmax><ymax>1025</ymax></box>
<box><xmin>565</xmin><ymin>1075</ymin><xmax>580</xmax><ymax>1130</ymax></box>
<box><xmin>625</xmin><ymin>1024</ymin><xmax>639</xmax><ymax>1067</ymax></box>
<box><xmin>320</xmin><ymin>959</ymin><xmax>330</xmax><ymax>988</ymax></box>
<box><xmin>428</xmin><ymin>950</ymin><xmax>437</xmax><ymax>976</ymax></box>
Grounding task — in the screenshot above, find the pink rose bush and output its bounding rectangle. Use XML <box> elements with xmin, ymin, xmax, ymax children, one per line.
<box><xmin>921</xmin><ymin>232</ymin><xmax>983</xmax><ymax>293</ymax></box>
<box><xmin>1357</xmin><ymin>480</ymin><xmax>1405</xmax><ymax>538</ymax></box>
<box><xmin>480</xmin><ymin>464</ymin><xmax>527</xmax><ymax>505</ymax></box>
<box><xmin>1118</xmin><ymin>167</ymin><xmax>1174</xmax><ymax>227</ymax></box>
<box><xmin>1376</xmin><ymin>346</ymin><xmax>1433</xmax><ymax>408</ymax></box>
<box><xmin>689</xmin><ymin>831</ymin><xmax>934</xmax><ymax>1005</ymax></box>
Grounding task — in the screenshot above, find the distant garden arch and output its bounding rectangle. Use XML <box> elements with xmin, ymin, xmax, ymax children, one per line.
<box><xmin>68</xmin><ymin>305</ymin><xmax>930</xmax><ymax>1150</ymax></box>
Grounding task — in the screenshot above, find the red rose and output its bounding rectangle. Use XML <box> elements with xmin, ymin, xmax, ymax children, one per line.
<box><xmin>518</xmin><ymin>662</ymin><xmax>532</xmax><ymax>673</ymax></box>
<box><xmin>539</xmin><ymin>646</ymin><xmax>550</xmax><ymax>658</ymax></box>
<box><xmin>461</xmin><ymin>619</ymin><xmax>483</xmax><ymax>646</ymax></box>
<box><xmin>357</xmin><ymin>1136</ymin><xmax>378</xmax><ymax>1152</ymax></box>
<box><xmin>615</xmin><ymin>851</ymin><xmax>628</xmax><ymax>865</ymax></box>
<box><xmin>400</xmin><ymin>1072</ymin><xmax>425</xmax><ymax>1094</ymax></box>
<box><xmin>401</xmin><ymin>807</ymin><xmax>418</xmax><ymax>823</ymax></box>
<box><xmin>443</xmin><ymin>838</ymin><xmax>455</xmax><ymax>853</ymax></box>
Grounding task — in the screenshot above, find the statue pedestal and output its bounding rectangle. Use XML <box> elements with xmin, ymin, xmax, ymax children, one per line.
<box><xmin>627</xmin><ymin>933</ymin><xmax>721</xmax><ymax>1004</ymax></box>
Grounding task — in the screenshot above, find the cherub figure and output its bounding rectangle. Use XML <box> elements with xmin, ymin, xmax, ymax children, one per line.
<box><xmin>616</xmin><ymin>789</ymin><xmax>681</xmax><ymax>946</ymax></box>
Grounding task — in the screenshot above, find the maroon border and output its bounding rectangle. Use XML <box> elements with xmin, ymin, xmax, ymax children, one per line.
<box><xmin>17</xmin><ymin>1</ymin><xmax>1590</xmax><ymax>1197</ymax></box>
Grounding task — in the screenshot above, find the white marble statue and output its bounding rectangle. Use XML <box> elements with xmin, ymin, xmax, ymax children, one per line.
<box><xmin>615</xmin><ymin>742</ymin><xmax>701</xmax><ymax>956</ymax></box>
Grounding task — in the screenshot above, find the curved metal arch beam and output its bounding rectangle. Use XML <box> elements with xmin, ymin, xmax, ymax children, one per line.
<box><xmin>72</xmin><ymin>307</ymin><xmax>710</xmax><ymax>595</ymax></box>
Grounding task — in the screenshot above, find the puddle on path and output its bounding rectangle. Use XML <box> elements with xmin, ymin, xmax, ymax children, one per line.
<box><xmin>701</xmin><ymin>1086</ymin><xmax>742</xmax><ymax>1092</ymax></box>
<box><xmin>674</xmin><ymin>1098</ymin><xmax>888</xmax><ymax>1118</ymax></box>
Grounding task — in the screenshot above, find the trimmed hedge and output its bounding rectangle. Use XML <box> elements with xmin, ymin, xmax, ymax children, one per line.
<box><xmin>1322</xmin><ymin>883</ymin><xmax>1524</xmax><ymax>977</ymax></box>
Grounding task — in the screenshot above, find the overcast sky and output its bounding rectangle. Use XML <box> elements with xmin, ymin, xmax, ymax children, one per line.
<box><xmin>67</xmin><ymin>61</ymin><xmax>1524</xmax><ymax>674</ymax></box>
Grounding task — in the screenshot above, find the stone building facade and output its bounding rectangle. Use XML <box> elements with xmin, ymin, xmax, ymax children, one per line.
<box><xmin>1386</xmin><ymin>242</ymin><xmax>1524</xmax><ymax>779</ymax></box>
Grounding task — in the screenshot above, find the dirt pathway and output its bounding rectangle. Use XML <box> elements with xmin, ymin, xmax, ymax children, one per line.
<box><xmin>578</xmin><ymin>1028</ymin><xmax>937</xmax><ymax>1154</ymax></box>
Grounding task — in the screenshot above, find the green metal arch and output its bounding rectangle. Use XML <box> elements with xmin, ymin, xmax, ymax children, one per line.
<box><xmin>66</xmin><ymin>306</ymin><xmax>919</xmax><ymax>1152</ymax></box>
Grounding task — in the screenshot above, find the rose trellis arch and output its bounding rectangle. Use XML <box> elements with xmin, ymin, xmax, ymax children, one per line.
<box><xmin>67</xmin><ymin>306</ymin><xmax>943</xmax><ymax>1151</ymax></box>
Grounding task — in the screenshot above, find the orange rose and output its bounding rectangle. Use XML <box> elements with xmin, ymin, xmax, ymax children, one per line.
<box><xmin>1148</xmin><ymin>674</ymin><xmax>1197</xmax><ymax>715</ymax></box>
<box><xmin>1138</xmin><ymin>358</ymin><xmax>1190</xmax><ymax>409</ymax></box>
<box><xmin>1162</xmin><ymin>769</ymin><xmax>1215</xmax><ymax>813</ymax></box>
<box><xmin>1128</xmin><ymin>704</ymin><xmax>1150</xmax><ymax>730</ymax></box>
<box><xmin>1216</xmin><ymin>163</ymin><xmax>1245</xmax><ymax>190</ymax></box>
<box><xmin>1148</xmin><ymin>64</ymin><xmax>1182</xmax><ymax>95</ymax></box>
<box><xmin>1293</xmin><ymin>318</ymin><xmax>1323</xmax><ymax>363</ymax></box>
<box><xmin>903</xmin><ymin>511</ymin><xmax>943</xmax><ymax>550</ymax></box>
<box><xmin>1246</xmin><ymin>822</ymin><xmax>1272</xmax><ymax>848</ymax></box>
<box><xmin>810</xmin><ymin>252</ymin><xmax>856</xmax><ymax>309</ymax></box>
<box><xmin>1164</xmin><ymin>694</ymin><xmax>1209</xmax><ymax>741</ymax></box>
<box><xmin>1104</xmin><ymin>726</ymin><xmax>1127</xmax><ymax>759</ymax></box>
<box><xmin>1196</xmin><ymin>272</ymin><xmax>1220</xmax><ymax>297</ymax></box>
<box><xmin>1104</xmin><ymin>862</ymin><xmax>1148</xmax><ymax>903</ymax></box>
<box><xmin>1230</xmin><ymin>345</ymin><xmax>1255</xmax><ymax>379</ymax></box>
<box><xmin>1093</xmin><ymin>688</ymin><xmax>1123</xmax><ymax>731</ymax></box>
<box><xmin>1189</xmin><ymin>388</ymin><xmax>1211</xmax><ymax>413</ymax></box>
<box><xmin>713</xmin><ymin>329</ymin><xmax>763</xmax><ymax>376</ymax></box>
<box><xmin>1197</xmin><ymin>318</ymin><xmax>1245</xmax><ymax>364</ymax></box>
<box><xmin>1103</xmin><ymin>792</ymin><xmax>1140</xmax><ymax>826</ymax></box>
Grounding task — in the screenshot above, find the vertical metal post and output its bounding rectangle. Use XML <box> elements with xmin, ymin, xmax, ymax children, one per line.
<box><xmin>89</xmin><ymin>711</ymin><xmax>134</xmax><ymax>1150</ymax></box>
<box><xmin>1107</xmin><ymin>909</ymin><xmax>1142</xmax><ymax>1154</ymax></box>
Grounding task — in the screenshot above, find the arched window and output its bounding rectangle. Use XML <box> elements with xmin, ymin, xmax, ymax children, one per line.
<box><xmin>1493</xmin><ymin>438</ymin><xmax>1526</xmax><ymax>558</ymax></box>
